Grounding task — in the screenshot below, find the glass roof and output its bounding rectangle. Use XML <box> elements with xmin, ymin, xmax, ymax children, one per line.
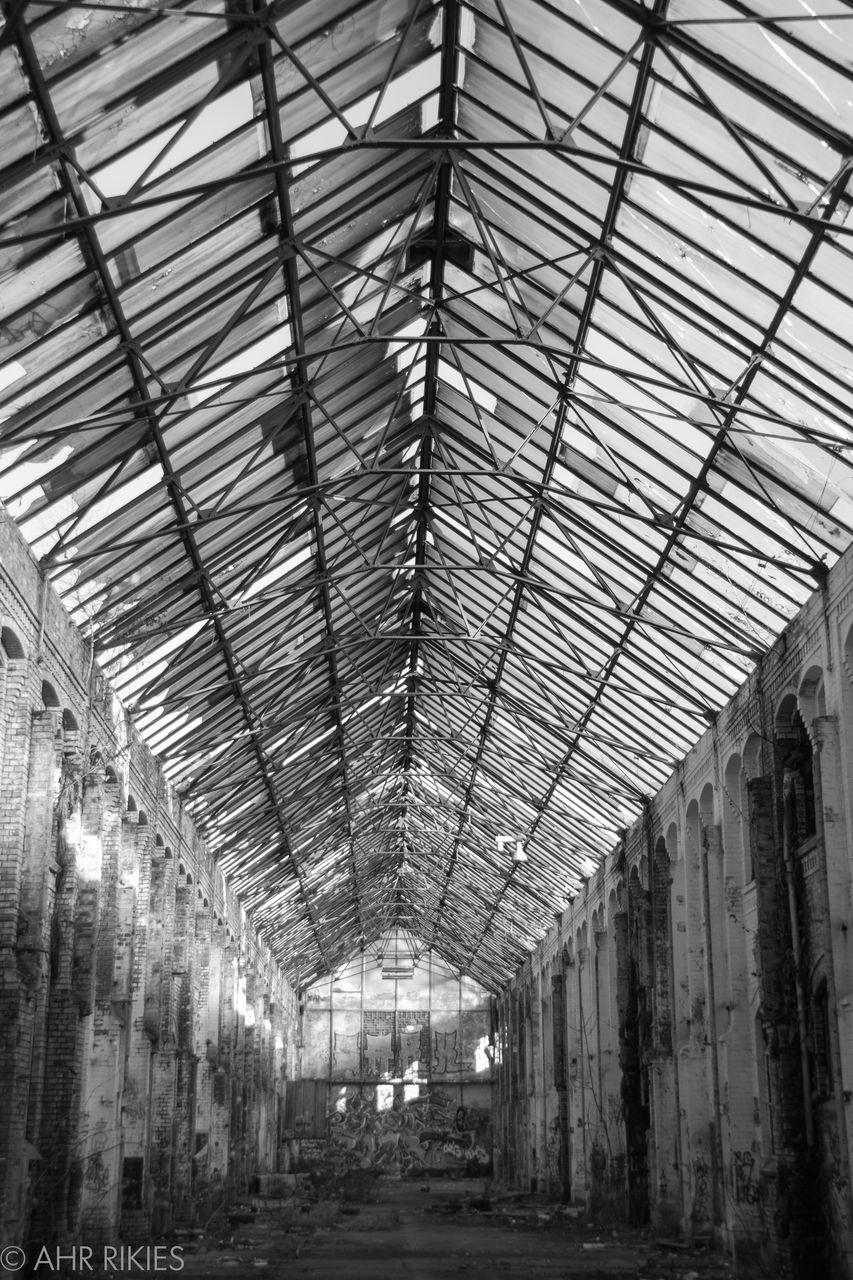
<box><xmin>2</xmin><ymin>0</ymin><xmax>853</xmax><ymax>989</ymax></box>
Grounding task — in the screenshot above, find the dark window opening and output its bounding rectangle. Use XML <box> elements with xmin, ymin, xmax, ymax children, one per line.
<box><xmin>811</xmin><ymin>980</ymin><xmax>833</xmax><ymax>1101</ymax></box>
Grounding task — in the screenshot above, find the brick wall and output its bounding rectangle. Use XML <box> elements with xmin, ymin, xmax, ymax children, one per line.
<box><xmin>0</xmin><ymin>511</ymin><xmax>298</xmax><ymax>1252</ymax></box>
<box><xmin>494</xmin><ymin>539</ymin><xmax>853</xmax><ymax>1280</ymax></box>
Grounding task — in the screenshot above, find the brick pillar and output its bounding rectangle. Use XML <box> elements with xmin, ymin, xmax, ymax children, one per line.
<box><xmin>208</xmin><ymin>921</ymin><xmax>230</xmax><ymax>1190</ymax></box>
<box><xmin>682</xmin><ymin>813</ymin><xmax>714</xmax><ymax>1236</ymax></box>
<box><xmin>521</xmin><ymin>983</ymin><xmax>534</xmax><ymax>1192</ymax></box>
<box><xmin>748</xmin><ymin>774</ymin><xmax>817</xmax><ymax>1277</ymax></box>
<box><xmin>4</xmin><ymin>710</ymin><xmax>62</xmax><ymax>1247</ymax></box>
<box><xmin>171</xmin><ymin>875</ymin><xmax>197</xmax><ymax>1221</ymax></box>
<box><xmin>192</xmin><ymin>894</ymin><xmax>214</xmax><ymax>1208</ymax></box>
<box><xmin>78</xmin><ymin>771</ymin><xmax>124</xmax><ymax>1244</ymax></box>
<box><xmin>498</xmin><ymin>989</ymin><xmax>513</xmax><ymax>1187</ymax></box>
<box><xmin>575</xmin><ymin>945</ymin><xmax>596</xmax><ymax>1203</ymax></box>
<box><xmin>70</xmin><ymin>769</ymin><xmax>107</xmax><ymax>1240</ymax></box>
<box><xmin>669</xmin><ymin>849</ymin><xmax>692</xmax><ymax>1232</ymax></box>
<box><xmin>715</xmin><ymin>814</ymin><xmax>764</xmax><ymax>1253</ymax></box>
<box><xmin>118</xmin><ymin>818</ymin><xmax>154</xmax><ymax>1242</ymax></box>
<box><xmin>242</xmin><ymin>961</ymin><xmax>258</xmax><ymax>1184</ymax></box>
<box><xmin>624</xmin><ymin>875</ymin><xmax>652</xmax><ymax>1226</ymax></box>
<box><xmin>148</xmin><ymin>854</ymin><xmax>178</xmax><ymax>1235</ymax></box>
<box><xmin>529</xmin><ymin>970</ymin><xmax>546</xmax><ymax>1193</ymax></box>
<box><xmin>218</xmin><ymin>934</ymin><xmax>237</xmax><ymax>1197</ymax></box>
<box><xmin>0</xmin><ymin>665</ymin><xmax>34</xmax><ymax>1245</ymax></box>
<box><xmin>510</xmin><ymin>984</ymin><xmax>526</xmax><ymax>1191</ymax></box>
<box><xmin>811</xmin><ymin>716</ymin><xmax>853</xmax><ymax>1145</ymax></box>
<box><xmin>551</xmin><ymin>969</ymin><xmax>571</xmax><ymax>1200</ymax></box>
<box><xmin>590</xmin><ymin>929</ymin><xmax>613</xmax><ymax>1211</ymax></box>
<box><xmin>229</xmin><ymin>951</ymin><xmax>248</xmax><ymax>1196</ymax></box>
<box><xmin>31</xmin><ymin>745</ymin><xmax>86</xmax><ymax>1245</ymax></box>
<box><xmin>803</xmin><ymin>716</ymin><xmax>853</xmax><ymax>1276</ymax></box>
<box><xmin>649</xmin><ymin>851</ymin><xmax>681</xmax><ymax>1231</ymax></box>
<box><xmin>702</xmin><ymin>825</ymin><xmax>727</xmax><ymax>1231</ymax></box>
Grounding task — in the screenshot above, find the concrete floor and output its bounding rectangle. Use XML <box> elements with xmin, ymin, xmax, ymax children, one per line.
<box><xmin>177</xmin><ymin>1181</ymin><xmax>746</xmax><ymax>1280</ymax></box>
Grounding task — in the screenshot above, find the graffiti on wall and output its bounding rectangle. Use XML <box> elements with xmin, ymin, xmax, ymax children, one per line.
<box><xmin>433</xmin><ymin>1030</ymin><xmax>459</xmax><ymax>1073</ymax></box>
<box><xmin>400</xmin><ymin>1031</ymin><xmax>422</xmax><ymax>1077</ymax></box>
<box><xmin>364</xmin><ymin>1032</ymin><xmax>393</xmax><ymax>1078</ymax></box>
<box><xmin>691</xmin><ymin>1150</ymin><xmax>710</xmax><ymax>1223</ymax></box>
<box><xmin>733</xmin><ymin>1150</ymin><xmax>759</xmax><ymax>1205</ymax></box>
<box><xmin>324</xmin><ymin>1089</ymin><xmax>491</xmax><ymax>1176</ymax></box>
<box><xmin>333</xmin><ymin>1032</ymin><xmax>360</xmax><ymax>1078</ymax></box>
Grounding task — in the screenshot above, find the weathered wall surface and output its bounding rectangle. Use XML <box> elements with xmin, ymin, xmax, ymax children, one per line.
<box><xmin>494</xmin><ymin>554</ymin><xmax>853</xmax><ymax>1280</ymax></box>
<box><xmin>289</xmin><ymin>948</ymin><xmax>493</xmax><ymax>1179</ymax></box>
<box><xmin>0</xmin><ymin>512</ymin><xmax>298</xmax><ymax>1250</ymax></box>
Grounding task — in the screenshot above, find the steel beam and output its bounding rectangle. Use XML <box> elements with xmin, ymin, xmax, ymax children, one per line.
<box><xmin>7</xmin><ymin>10</ymin><xmax>331</xmax><ymax>973</ymax></box>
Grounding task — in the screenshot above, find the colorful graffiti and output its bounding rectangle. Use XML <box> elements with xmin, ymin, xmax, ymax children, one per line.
<box><xmin>324</xmin><ymin>1088</ymin><xmax>491</xmax><ymax>1176</ymax></box>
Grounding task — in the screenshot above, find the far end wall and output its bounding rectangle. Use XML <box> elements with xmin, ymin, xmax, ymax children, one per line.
<box><xmin>288</xmin><ymin>946</ymin><xmax>494</xmax><ymax>1179</ymax></box>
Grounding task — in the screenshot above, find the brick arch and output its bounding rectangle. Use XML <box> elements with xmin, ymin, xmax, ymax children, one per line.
<box><xmin>742</xmin><ymin>732</ymin><xmax>763</xmax><ymax>780</ymax></box>
<box><xmin>699</xmin><ymin>781</ymin><xmax>716</xmax><ymax>828</ymax></box>
<box><xmin>775</xmin><ymin>691</ymin><xmax>816</xmax><ymax>842</ymax></box>
<box><xmin>41</xmin><ymin>680</ymin><xmax>60</xmax><ymax>708</ymax></box>
<box><xmin>685</xmin><ymin>797</ymin><xmax>702</xmax><ymax>860</ymax></box>
<box><xmin>576</xmin><ymin>919</ymin><xmax>588</xmax><ymax>954</ymax></box>
<box><xmin>775</xmin><ymin>689</ymin><xmax>800</xmax><ymax>735</ymax></box>
<box><xmin>842</xmin><ymin>619</ymin><xmax>853</xmax><ymax>686</ymax></box>
<box><xmin>1</xmin><ymin>625</ymin><xmax>25</xmax><ymax>660</ymax></box>
<box><xmin>723</xmin><ymin>751</ymin><xmax>751</xmax><ymax>884</ymax></box>
<box><xmin>798</xmin><ymin>662</ymin><xmax>826</xmax><ymax>725</ymax></box>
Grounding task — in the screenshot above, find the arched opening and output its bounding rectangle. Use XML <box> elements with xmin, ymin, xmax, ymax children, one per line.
<box><xmin>742</xmin><ymin>733</ymin><xmax>764</xmax><ymax>882</ymax></box>
<box><xmin>652</xmin><ymin>836</ymin><xmax>673</xmax><ymax>1056</ymax></box>
<box><xmin>810</xmin><ymin>975</ymin><xmax>833</xmax><ymax>1102</ymax></box>
<box><xmin>41</xmin><ymin>680</ymin><xmax>60</xmax><ymax>708</ymax></box>
<box><xmin>622</xmin><ymin>866</ymin><xmax>651</xmax><ymax>1225</ymax></box>
<box><xmin>62</xmin><ymin>708</ymin><xmax>78</xmax><ymax>732</ymax></box>
<box><xmin>723</xmin><ymin>753</ymin><xmax>747</xmax><ymax>883</ymax></box>
<box><xmin>799</xmin><ymin>664</ymin><xmax>827</xmax><ymax>724</ymax></box>
<box><xmin>686</xmin><ymin>797</ymin><xmax>701</xmax><ymax>863</ymax></box>
<box><xmin>754</xmin><ymin>1009</ymin><xmax>775</xmax><ymax>1154</ymax></box>
<box><xmin>1</xmin><ymin>626</ymin><xmax>25</xmax><ymax>661</ymax></box>
<box><xmin>775</xmin><ymin>693</ymin><xmax>816</xmax><ymax>844</ymax></box>
<box><xmin>699</xmin><ymin>782</ymin><xmax>715</xmax><ymax>829</ymax></box>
